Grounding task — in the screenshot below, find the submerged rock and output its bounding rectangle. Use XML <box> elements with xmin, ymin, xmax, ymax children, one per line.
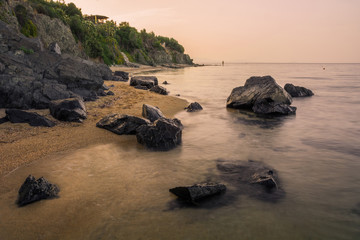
<box><xmin>169</xmin><ymin>182</ymin><xmax>226</xmax><ymax>204</ymax></box>
<box><xmin>142</xmin><ymin>104</ymin><xmax>164</xmax><ymax>122</ymax></box>
<box><xmin>49</xmin><ymin>98</ymin><xmax>87</xmax><ymax>122</ymax></box>
<box><xmin>17</xmin><ymin>175</ymin><xmax>60</xmax><ymax>207</ymax></box>
<box><xmin>5</xmin><ymin>109</ymin><xmax>55</xmax><ymax>127</ymax></box>
<box><xmin>185</xmin><ymin>102</ymin><xmax>203</xmax><ymax>112</ymax></box>
<box><xmin>130</xmin><ymin>76</ymin><xmax>158</xmax><ymax>89</ymax></box>
<box><xmin>96</xmin><ymin>114</ymin><xmax>150</xmax><ymax>135</ymax></box>
<box><xmin>136</xmin><ymin>117</ymin><xmax>183</xmax><ymax>151</ymax></box>
<box><xmin>150</xmin><ymin>85</ymin><xmax>168</xmax><ymax>95</ymax></box>
<box><xmin>226</xmin><ymin>76</ymin><xmax>295</xmax><ymax>115</ymax></box>
<box><xmin>284</xmin><ymin>83</ymin><xmax>314</xmax><ymax>97</ymax></box>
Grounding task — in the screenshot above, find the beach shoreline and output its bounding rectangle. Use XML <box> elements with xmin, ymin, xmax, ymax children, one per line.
<box><xmin>0</xmin><ymin>67</ymin><xmax>188</xmax><ymax>176</ymax></box>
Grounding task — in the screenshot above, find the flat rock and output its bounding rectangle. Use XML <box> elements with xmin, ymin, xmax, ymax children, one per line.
<box><xmin>284</xmin><ymin>83</ymin><xmax>314</xmax><ymax>97</ymax></box>
<box><xmin>150</xmin><ymin>85</ymin><xmax>168</xmax><ymax>95</ymax></box>
<box><xmin>136</xmin><ymin>117</ymin><xmax>183</xmax><ymax>151</ymax></box>
<box><xmin>5</xmin><ymin>109</ymin><xmax>55</xmax><ymax>127</ymax></box>
<box><xmin>142</xmin><ymin>104</ymin><xmax>164</xmax><ymax>122</ymax></box>
<box><xmin>96</xmin><ymin>113</ymin><xmax>150</xmax><ymax>135</ymax></box>
<box><xmin>17</xmin><ymin>175</ymin><xmax>60</xmax><ymax>207</ymax></box>
<box><xmin>185</xmin><ymin>102</ymin><xmax>203</xmax><ymax>112</ymax></box>
<box><xmin>49</xmin><ymin>98</ymin><xmax>87</xmax><ymax>122</ymax></box>
<box><xmin>169</xmin><ymin>182</ymin><xmax>226</xmax><ymax>204</ymax></box>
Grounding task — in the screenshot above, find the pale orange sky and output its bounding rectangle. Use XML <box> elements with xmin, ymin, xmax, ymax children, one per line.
<box><xmin>65</xmin><ymin>0</ymin><xmax>360</xmax><ymax>63</ymax></box>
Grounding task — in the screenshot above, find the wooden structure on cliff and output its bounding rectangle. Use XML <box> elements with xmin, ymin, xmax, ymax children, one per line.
<box><xmin>84</xmin><ymin>15</ymin><xmax>109</xmax><ymax>24</ymax></box>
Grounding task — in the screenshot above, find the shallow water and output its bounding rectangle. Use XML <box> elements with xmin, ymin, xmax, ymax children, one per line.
<box><xmin>1</xmin><ymin>63</ymin><xmax>360</xmax><ymax>239</ymax></box>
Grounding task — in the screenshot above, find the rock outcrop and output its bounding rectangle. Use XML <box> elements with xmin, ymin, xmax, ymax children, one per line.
<box><xmin>226</xmin><ymin>76</ymin><xmax>296</xmax><ymax>115</ymax></box>
<box><xmin>142</xmin><ymin>104</ymin><xmax>164</xmax><ymax>122</ymax></box>
<box><xmin>169</xmin><ymin>183</ymin><xmax>226</xmax><ymax>204</ymax></box>
<box><xmin>49</xmin><ymin>98</ymin><xmax>87</xmax><ymax>122</ymax></box>
<box><xmin>96</xmin><ymin>114</ymin><xmax>150</xmax><ymax>135</ymax></box>
<box><xmin>17</xmin><ymin>175</ymin><xmax>60</xmax><ymax>207</ymax></box>
<box><xmin>136</xmin><ymin>117</ymin><xmax>183</xmax><ymax>151</ymax></box>
<box><xmin>5</xmin><ymin>109</ymin><xmax>55</xmax><ymax>127</ymax></box>
<box><xmin>185</xmin><ymin>102</ymin><xmax>203</xmax><ymax>112</ymax></box>
<box><xmin>284</xmin><ymin>83</ymin><xmax>314</xmax><ymax>97</ymax></box>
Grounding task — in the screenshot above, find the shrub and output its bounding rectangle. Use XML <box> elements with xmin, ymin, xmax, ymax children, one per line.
<box><xmin>20</xmin><ymin>46</ymin><xmax>34</xmax><ymax>54</ymax></box>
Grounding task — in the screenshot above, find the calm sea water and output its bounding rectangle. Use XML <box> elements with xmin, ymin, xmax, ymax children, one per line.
<box><xmin>0</xmin><ymin>63</ymin><xmax>359</xmax><ymax>239</ymax></box>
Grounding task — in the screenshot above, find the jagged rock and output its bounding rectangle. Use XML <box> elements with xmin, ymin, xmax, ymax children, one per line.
<box><xmin>96</xmin><ymin>114</ymin><xmax>150</xmax><ymax>135</ymax></box>
<box><xmin>185</xmin><ymin>102</ymin><xmax>203</xmax><ymax>112</ymax></box>
<box><xmin>284</xmin><ymin>83</ymin><xmax>314</xmax><ymax>97</ymax></box>
<box><xmin>150</xmin><ymin>85</ymin><xmax>168</xmax><ymax>95</ymax></box>
<box><xmin>106</xmin><ymin>91</ymin><xmax>114</xmax><ymax>96</ymax></box>
<box><xmin>226</xmin><ymin>76</ymin><xmax>295</xmax><ymax>115</ymax></box>
<box><xmin>17</xmin><ymin>175</ymin><xmax>60</xmax><ymax>207</ymax></box>
<box><xmin>48</xmin><ymin>42</ymin><xmax>61</xmax><ymax>55</ymax></box>
<box><xmin>169</xmin><ymin>183</ymin><xmax>226</xmax><ymax>203</ymax></box>
<box><xmin>136</xmin><ymin>117</ymin><xmax>183</xmax><ymax>151</ymax></box>
<box><xmin>252</xmin><ymin>99</ymin><xmax>296</xmax><ymax>115</ymax></box>
<box><xmin>130</xmin><ymin>76</ymin><xmax>158</xmax><ymax>89</ymax></box>
<box><xmin>142</xmin><ymin>104</ymin><xmax>164</xmax><ymax>122</ymax></box>
<box><xmin>49</xmin><ymin>98</ymin><xmax>87</xmax><ymax>122</ymax></box>
<box><xmin>5</xmin><ymin>109</ymin><xmax>55</xmax><ymax>127</ymax></box>
<box><xmin>114</xmin><ymin>71</ymin><xmax>129</xmax><ymax>80</ymax></box>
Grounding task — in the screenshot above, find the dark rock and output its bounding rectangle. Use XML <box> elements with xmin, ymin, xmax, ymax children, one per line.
<box><xmin>42</xmin><ymin>83</ymin><xmax>71</xmax><ymax>101</ymax></box>
<box><xmin>0</xmin><ymin>116</ymin><xmax>9</xmax><ymax>124</ymax></box>
<box><xmin>48</xmin><ymin>42</ymin><xmax>61</xmax><ymax>55</ymax></box>
<box><xmin>185</xmin><ymin>102</ymin><xmax>203</xmax><ymax>112</ymax></box>
<box><xmin>252</xmin><ymin>99</ymin><xmax>296</xmax><ymax>115</ymax></box>
<box><xmin>175</xmin><ymin>94</ymin><xmax>181</xmax><ymax>97</ymax></box>
<box><xmin>5</xmin><ymin>109</ymin><xmax>55</xmax><ymax>127</ymax></box>
<box><xmin>130</xmin><ymin>76</ymin><xmax>158</xmax><ymax>89</ymax></box>
<box><xmin>162</xmin><ymin>81</ymin><xmax>169</xmax><ymax>85</ymax></box>
<box><xmin>142</xmin><ymin>104</ymin><xmax>164</xmax><ymax>122</ymax></box>
<box><xmin>150</xmin><ymin>85</ymin><xmax>168</xmax><ymax>95</ymax></box>
<box><xmin>136</xmin><ymin>117</ymin><xmax>183</xmax><ymax>151</ymax></box>
<box><xmin>284</xmin><ymin>83</ymin><xmax>314</xmax><ymax>97</ymax></box>
<box><xmin>96</xmin><ymin>89</ymin><xmax>107</xmax><ymax>97</ymax></box>
<box><xmin>134</xmin><ymin>85</ymin><xmax>149</xmax><ymax>90</ymax></box>
<box><xmin>0</xmin><ymin>62</ymin><xmax>5</xmax><ymax>73</ymax></box>
<box><xmin>106</xmin><ymin>91</ymin><xmax>115</xmax><ymax>96</ymax></box>
<box><xmin>169</xmin><ymin>182</ymin><xmax>226</xmax><ymax>203</ymax></box>
<box><xmin>226</xmin><ymin>76</ymin><xmax>294</xmax><ymax>115</ymax></box>
<box><xmin>110</xmin><ymin>85</ymin><xmax>115</xmax><ymax>88</ymax></box>
<box><xmin>96</xmin><ymin>114</ymin><xmax>150</xmax><ymax>135</ymax></box>
<box><xmin>112</xmin><ymin>76</ymin><xmax>128</xmax><ymax>82</ymax></box>
<box><xmin>17</xmin><ymin>175</ymin><xmax>60</xmax><ymax>207</ymax></box>
<box><xmin>70</xmin><ymin>88</ymin><xmax>97</xmax><ymax>101</ymax></box>
<box><xmin>114</xmin><ymin>71</ymin><xmax>129</xmax><ymax>80</ymax></box>
<box><xmin>102</xmin><ymin>83</ymin><xmax>109</xmax><ymax>90</ymax></box>
<box><xmin>49</xmin><ymin>98</ymin><xmax>87</xmax><ymax>122</ymax></box>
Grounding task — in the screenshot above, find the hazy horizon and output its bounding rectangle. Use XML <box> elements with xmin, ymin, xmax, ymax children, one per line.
<box><xmin>65</xmin><ymin>0</ymin><xmax>360</xmax><ymax>64</ymax></box>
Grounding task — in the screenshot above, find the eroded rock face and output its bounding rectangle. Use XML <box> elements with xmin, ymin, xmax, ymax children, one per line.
<box><xmin>284</xmin><ymin>83</ymin><xmax>314</xmax><ymax>97</ymax></box>
<box><xmin>17</xmin><ymin>175</ymin><xmax>60</xmax><ymax>207</ymax></box>
<box><xmin>49</xmin><ymin>98</ymin><xmax>87</xmax><ymax>122</ymax></box>
<box><xmin>226</xmin><ymin>76</ymin><xmax>295</xmax><ymax>115</ymax></box>
<box><xmin>142</xmin><ymin>104</ymin><xmax>164</xmax><ymax>122</ymax></box>
<box><xmin>185</xmin><ymin>102</ymin><xmax>203</xmax><ymax>112</ymax></box>
<box><xmin>130</xmin><ymin>76</ymin><xmax>158</xmax><ymax>89</ymax></box>
<box><xmin>169</xmin><ymin>183</ymin><xmax>226</xmax><ymax>204</ymax></box>
<box><xmin>5</xmin><ymin>109</ymin><xmax>55</xmax><ymax>127</ymax></box>
<box><xmin>96</xmin><ymin>114</ymin><xmax>150</xmax><ymax>135</ymax></box>
<box><xmin>136</xmin><ymin>117</ymin><xmax>183</xmax><ymax>151</ymax></box>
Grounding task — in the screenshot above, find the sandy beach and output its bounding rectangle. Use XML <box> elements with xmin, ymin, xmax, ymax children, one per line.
<box><xmin>0</xmin><ymin>67</ymin><xmax>188</xmax><ymax>176</ymax></box>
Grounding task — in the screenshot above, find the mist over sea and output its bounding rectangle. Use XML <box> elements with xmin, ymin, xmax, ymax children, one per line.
<box><xmin>1</xmin><ymin>63</ymin><xmax>359</xmax><ymax>239</ymax></box>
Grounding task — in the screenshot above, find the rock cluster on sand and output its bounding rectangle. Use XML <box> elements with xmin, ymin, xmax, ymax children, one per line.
<box><xmin>49</xmin><ymin>98</ymin><xmax>87</xmax><ymax>122</ymax></box>
<box><xmin>284</xmin><ymin>83</ymin><xmax>314</xmax><ymax>97</ymax></box>
<box><xmin>226</xmin><ymin>76</ymin><xmax>296</xmax><ymax>115</ymax></box>
<box><xmin>130</xmin><ymin>76</ymin><xmax>168</xmax><ymax>95</ymax></box>
<box><xmin>17</xmin><ymin>175</ymin><xmax>60</xmax><ymax>207</ymax></box>
<box><xmin>169</xmin><ymin>183</ymin><xmax>226</xmax><ymax>203</ymax></box>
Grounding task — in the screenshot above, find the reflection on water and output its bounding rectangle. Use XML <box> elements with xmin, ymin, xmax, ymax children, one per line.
<box><xmin>1</xmin><ymin>64</ymin><xmax>360</xmax><ymax>239</ymax></box>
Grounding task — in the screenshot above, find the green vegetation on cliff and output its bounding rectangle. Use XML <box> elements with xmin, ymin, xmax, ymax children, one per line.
<box><xmin>10</xmin><ymin>0</ymin><xmax>193</xmax><ymax>66</ymax></box>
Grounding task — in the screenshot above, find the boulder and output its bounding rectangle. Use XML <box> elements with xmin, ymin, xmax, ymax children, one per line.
<box><xmin>48</xmin><ymin>42</ymin><xmax>61</xmax><ymax>55</ymax></box>
<box><xmin>136</xmin><ymin>117</ymin><xmax>183</xmax><ymax>151</ymax></box>
<box><xmin>142</xmin><ymin>104</ymin><xmax>164</xmax><ymax>122</ymax></box>
<box><xmin>150</xmin><ymin>85</ymin><xmax>168</xmax><ymax>95</ymax></box>
<box><xmin>112</xmin><ymin>76</ymin><xmax>128</xmax><ymax>82</ymax></box>
<box><xmin>130</xmin><ymin>76</ymin><xmax>158</xmax><ymax>89</ymax></box>
<box><xmin>284</xmin><ymin>83</ymin><xmax>314</xmax><ymax>97</ymax></box>
<box><xmin>185</xmin><ymin>102</ymin><xmax>203</xmax><ymax>112</ymax></box>
<box><xmin>134</xmin><ymin>85</ymin><xmax>149</xmax><ymax>90</ymax></box>
<box><xmin>162</xmin><ymin>81</ymin><xmax>169</xmax><ymax>85</ymax></box>
<box><xmin>96</xmin><ymin>114</ymin><xmax>150</xmax><ymax>135</ymax></box>
<box><xmin>49</xmin><ymin>98</ymin><xmax>87</xmax><ymax>122</ymax></box>
<box><xmin>114</xmin><ymin>71</ymin><xmax>129</xmax><ymax>80</ymax></box>
<box><xmin>17</xmin><ymin>175</ymin><xmax>60</xmax><ymax>207</ymax></box>
<box><xmin>5</xmin><ymin>109</ymin><xmax>55</xmax><ymax>127</ymax></box>
<box><xmin>0</xmin><ymin>116</ymin><xmax>9</xmax><ymax>124</ymax></box>
<box><xmin>252</xmin><ymin>99</ymin><xmax>297</xmax><ymax>115</ymax></box>
<box><xmin>169</xmin><ymin>182</ymin><xmax>226</xmax><ymax>203</ymax></box>
<box><xmin>226</xmin><ymin>76</ymin><xmax>295</xmax><ymax>115</ymax></box>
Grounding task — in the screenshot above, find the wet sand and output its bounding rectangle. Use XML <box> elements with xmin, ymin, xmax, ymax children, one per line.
<box><xmin>0</xmin><ymin>76</ymin><xmax>188</xmax><ymax>176</ymax></box>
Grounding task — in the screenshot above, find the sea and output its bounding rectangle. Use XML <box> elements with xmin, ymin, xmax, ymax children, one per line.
<box><xmin>0</xmin><ymin>63</ymin><xmax>359</xmax><ymax>239</ymax></box>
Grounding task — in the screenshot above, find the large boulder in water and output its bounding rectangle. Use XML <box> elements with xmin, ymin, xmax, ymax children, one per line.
<box><xmin>136</xmin><ymin>117</ymin><xmax>183</xmax><ymax>151</ymax></box>
<box><xmin>284</xmin><ymin>83</ymin><xmax>314</xmax><ymax>97</ymax></box>
<box><xmin>5</xmin><ymin>109</ymin><xmax>55</xmax><ymax>127</ymax></box>
<box><xmin>185</xmin><ymin>102</ymin><xmax>203</xmax><ymax>112</ymax></box>
<box><xmin>252</xmin><ymin>99</ymin><xmax>297</xmax><ymax>115</ymax></box>
<box><xmin>17</xmin><ymin>175</ymin><xmax>60</xmax><ymax>207</ymax></box>
<box><xmin>142</xmin><ymin>104</ymin><xmax>164</xmax><ymax>122</ymax></box>
<box><xmin>169</xmin><ymin>182</ymin><xmax>226</xmax><ymax>204</ymax></box>
<box><xmin>226</xmin><ymin>76</ymin><xmax>295</xmax><ymax>115</ymax></box>
<box><xmin>96</xmin><ymin>114</ymin><xmax>150</xmax><ymax>135</ymax></box>
<box><xmin>49</xmin><ymin>98</ymin><xmax>87</xmax><ymax>122</ymax></box>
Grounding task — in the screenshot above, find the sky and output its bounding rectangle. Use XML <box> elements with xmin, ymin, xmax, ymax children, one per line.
<box><xmin>65</xmin><ymin>0</ymin><xmax>360</xmax><ymax>63</ymax></box>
